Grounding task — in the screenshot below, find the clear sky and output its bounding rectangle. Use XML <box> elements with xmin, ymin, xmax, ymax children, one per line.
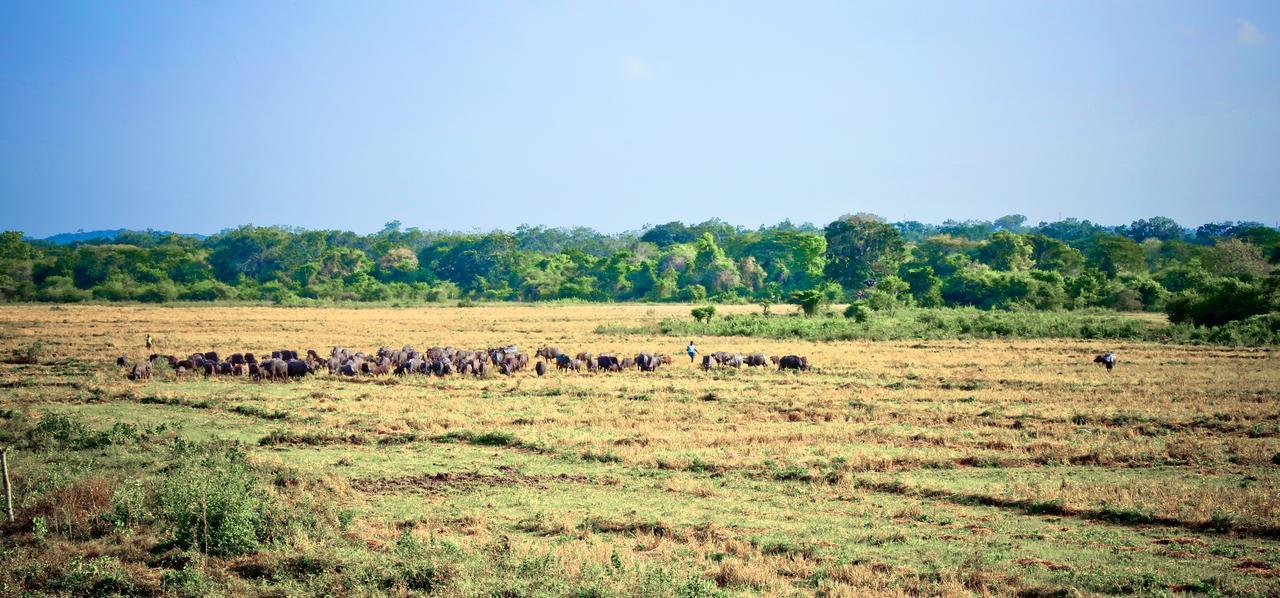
<box><xmin>2</xmin><ymin>1</ymin><xmax>1277</xmax><ymax>237</ymax></box>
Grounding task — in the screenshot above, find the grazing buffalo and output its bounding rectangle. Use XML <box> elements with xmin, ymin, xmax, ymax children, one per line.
<box><xmin>536</xmin><ymin>346</ymin><xmax>562</xmax><ymax>362</ymax></box>
<box><xmin>535</xmin><ymin>361</ymin><xmax>547</xmax><ymax>376</ymax></box>
<box><xmin>229</xmin><ymin>353</ymin><xmax>246</xmax><ymax>366</ymax></box>
<box><xmin>244</xmin><ymin>353</ymin><xmax>257</xmax><ymax>365</ymax></box>
<box><xmin>116</xmin><ymin>355</ymin><xmax>129</xmax><ymax>367</ymax></box>
<box><xmin>634</xmin><ymin>353</ymin><xmax>659</xmax><ymax>372</ymax></box>
<box><xmin>701</xmin><ymin>355</ymin><xmax>713</xmax><ymax>371</ymax></box>
<box><xmin>1093</xmin><ymin>352</ymin><xmax>1116</xmax><ymax>372</ymax></box>
<box><xmin>263</xmin><ymin>359</ymin><xmax>288</xmax><ymax>382</ymax></box>
<box><xmin>427</xmin><ymin>359</ymin><xmax>451</xmax><ymax>376</ymax></box>
<box><xmin>555</xmin><ymin>354</ymin><xmax>573</xmax><ymax>370</ymax></box>
<box><xmin>725</xmin><ymin>354</ymin><xmax>743</xmax><ymax>368</ymax></box>
<box><xmin>203</xmin><ymin>351</ymin><xmax>219</xmax><ymax>363</ymax></box>
<box><xmin>286</xmin><ymin>360</ymin><xmax>312</xmax><ymax>380</ymax></box>
<box><xmin>127</xmin><ymin>362</ymin><xmax>150</xmax><ymax>381</ymax></box>
<box><xmin>597</xmin><ymin>355</ymin><xmax>621</xmax><ymax>372</ymax></box>
<box><xmin>711</xmin><ymin>351</ymin><xmax>731</xmax><ymax>365</ymax></box>
<box><xmin>777</xmin><ymin>355</ymin><xmax>809</xmax><ymax>371</ymax></box>
<box><xmin>218</xmin><ymin>362</ymin><xmax>233</xmax><ymax>375</ymax></box>
<box><xmin>744</xmin><ymin>354</ymin><xmax>768</xmax><ymax>367</ymax></box>
<box><xmin>770</xmin><ymin>356</ymin><xmax>780</xmax><ymax>365</ymax></box>
<box><xmin>620</xmin><ymin>357</ymin><xmax>633</xmax><ymax>369</ymax></box>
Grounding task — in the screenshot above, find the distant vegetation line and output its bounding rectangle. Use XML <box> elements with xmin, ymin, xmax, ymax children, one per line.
<box><xmin>0</xmin><ymin>214</ymin><xmax>1276</xmax><ymax>334</ymax></box>
<box><xmin>598</xmin><ymin>308</ymin><xmax>1280</xmax><ymax>346</ymax></box>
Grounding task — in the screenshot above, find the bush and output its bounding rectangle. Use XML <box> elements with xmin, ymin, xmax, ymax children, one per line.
<box><xmin>690</xmin><ymin>305</ymin><xmax>716</xmax><ymax>323</ymax></box>
<box><xmin>1166</xmin><ymin>276</ymin><xmax>1278</xmax><ymax>327</ymax></box>
<box><xmin>37</xmin><ymin>276</ymin><xmax>90</xmax><ymax>302</ymax></box>
<box><xmin>790</xmin><ymin>289</ymin><xmax>828</xmax><ymax>316</ymax></box>
<box><xmin>156</xmin><ymin>443</ymin><xmax>265</xmax><ymax>556</ymax></box>
<box><xmin>5</xmin><ymin>340</ymin><xmax>43</xmax><ymax>365</ymax></box>
<box><xmin>843</xmin><ymin>303</ymin><xmax>872</xmax><ymax>322</ymax></box>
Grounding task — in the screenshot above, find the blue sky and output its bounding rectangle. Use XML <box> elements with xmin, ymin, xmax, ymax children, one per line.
<box><xmin>1</xmin><ymin>1</ymin><xmax>1277</xmax><ymax>237</ymax></box>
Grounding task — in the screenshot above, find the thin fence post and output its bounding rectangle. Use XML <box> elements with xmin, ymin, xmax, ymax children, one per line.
<box><xmin>2</xmin><ymin>448</ymin><xmax>13</xmax><ymax>522</ymax></box>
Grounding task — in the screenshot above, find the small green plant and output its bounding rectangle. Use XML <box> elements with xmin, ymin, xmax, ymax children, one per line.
<box><xmin>581</xmin><ymin>450</ymin><xmax>624</xmax><ymax>463</ymax></box>
<box><xmin>690</xmin><ymin>305</ymin><xmax>716</xmax><ymax>323</ymax></box>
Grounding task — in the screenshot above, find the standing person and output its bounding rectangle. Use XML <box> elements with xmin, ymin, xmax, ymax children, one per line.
<box><xmin>145</xmin><ymin>334</ymin><xmax>153</xmax><ymax>350</ymax></box>
<box><xmin>686</xmin><ymin>340</ymin><xmax>698</xmax><ymax>363</ymax></box>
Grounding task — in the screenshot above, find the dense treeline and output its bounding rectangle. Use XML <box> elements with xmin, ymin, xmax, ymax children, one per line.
<box><xmin>1</xmin><ymin>215</ymin><xmax>1277</xmax><ymax>328</ymax></box>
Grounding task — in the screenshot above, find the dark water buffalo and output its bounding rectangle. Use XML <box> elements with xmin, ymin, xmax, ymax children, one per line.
<box><xmin>777</xmin><ymin>355</ymin><xmax>808</xmax><ymax>371</ymax></box>
<box><xmin>1093</xmin><ymin>352</ymin><xmax>1116</xmax><ymax>371</ymax></box>
<box><xmin>286</xmin><ymin>360</ymin><xmax>312</xmax><ymax>380</ymax></box>
<box><xmin>149</xmin><ymin>354</ymin><xmax>178</xmax><ymax>368</ymax></box>
<box><xmin>127</xmin><ymin>362</ymin><xmax>150</xmax><ymax>381</ymax></box>
<box><xmin>597</xmin><ymin>355</ymin><xmax>620</xmax><ymax>372</ymax></box>
<box><xmin>218</xmin><ymin>362</ymin><xmax>233</xmax><ymax>375</ymax></box>
<box><xmin>701</xmin><ymin>355</ymin><xmax>713</xmax><ymax>370</ymax></box>
<box><xmin>229</xmin><ymin>353</ymin><xmax>246</xmax><ymax>365</ymax></box>
<box><xmin>430</xmin><ymin>360</ymin><xmax>453</xmax><ymax>376</ymax></box>
<box><xmin>744</xmin><ymin>354</ymin><xmax>768</xmax><ymax>367</ymax></box>
<box><xmin>725</xmin><ymin>354</ymin><xmax>744</xmax><ymax>368</ymax></box>
<box><xmin>116</xmin><ymin>355</ymin><xmax>129</xmax><ymax>367</ymax></box>
<box><xmin>203</xmin><ymin>351</ymin><xmax>219</xmax><ymax>363</ymax></box>
<box><xmin>555</xmin><ymin>354</ymin><xmax>573</xmax><ymax>370</ymax></box>
<box><xmin>620</xmin><ymin>357</ymin><xmax>634</xmax><ymax>369</ymax></box>
<box><xmin>244</xmin><ymin>353</ymin><xmax>257</xmax><ymax>365</ymax></box>
<box><xmin>634</xmin><ymin>353</ymin><xmax>659</xmax><ymax>372</ymax></box>
<box><xmin>711</xmin><ymin>351</ymin><xmax>731</xmax><ymax>365</ymax></box>
<box><xmin>535</xmin><ymin>361</ymin><xmax>547</xmax><ymax>376</ymax></box>
<box><xmin>536</xmin><ymin>346</ymin><xmax>562</xmax><ymax>362</ymax></box>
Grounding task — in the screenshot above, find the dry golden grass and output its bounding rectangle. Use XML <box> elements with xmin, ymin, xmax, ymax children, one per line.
<box><xmin>1</xmin><ymin>303</ymin><xmax>1278</xmax><ymax>596</ymax></box>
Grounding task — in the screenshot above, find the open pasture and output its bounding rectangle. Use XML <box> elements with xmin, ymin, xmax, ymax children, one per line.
<box><xmin>1</xmin><ymin>304</ymin><xmax>1278</xmax><ymax>596</ymax></box>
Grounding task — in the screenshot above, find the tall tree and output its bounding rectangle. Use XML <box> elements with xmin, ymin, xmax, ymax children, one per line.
<box><xmin>1123</xmin><ymin>217</ymin><xmax>1185</xmax><ymax>242</ymax></box>
<box><xmin>823</xmin><ymin>214</ymin><xmax>906</xmax><ymax>289</ymax></box>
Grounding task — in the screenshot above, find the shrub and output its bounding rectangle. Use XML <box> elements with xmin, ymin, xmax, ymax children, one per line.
<box><xmin>843</xmin><ymin>303</ymin><xmax>872</xmax><ymax>322</ymax></box>
<box><xmin>790</xmin><ymin>289</ymin><xmax>827</xmax><ymax>316</ymax></box>
<box><xmin>690</xmin><ymin>305</ymin><xmax>716</xmax><ymax>323</ymax></box>
<box><xmin>155</xmin><ymin>443</ymin><xmax>265</xmax><ymax>556</ymax></box>
<box><xmin>5</xmin><ymin>340</ymin><xmax>43</xmax><ymax>364</ymax></box>
<box><xmin>1166</xmin><ymin>276</ymin><xmax>1278</xmax><ymax>327</ymax></box>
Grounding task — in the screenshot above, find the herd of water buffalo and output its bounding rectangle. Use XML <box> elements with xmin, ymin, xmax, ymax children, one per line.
<box><xmin>118</xmin><ymin>345</ymin><xmax>811</xmax><ymax>381</ymax></box>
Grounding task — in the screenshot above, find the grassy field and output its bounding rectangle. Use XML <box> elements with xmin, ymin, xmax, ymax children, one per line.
<box><xmin>0</xmin><ymin>304</ymin><xmax>1278</xmax><ymax>596</ymax></box>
